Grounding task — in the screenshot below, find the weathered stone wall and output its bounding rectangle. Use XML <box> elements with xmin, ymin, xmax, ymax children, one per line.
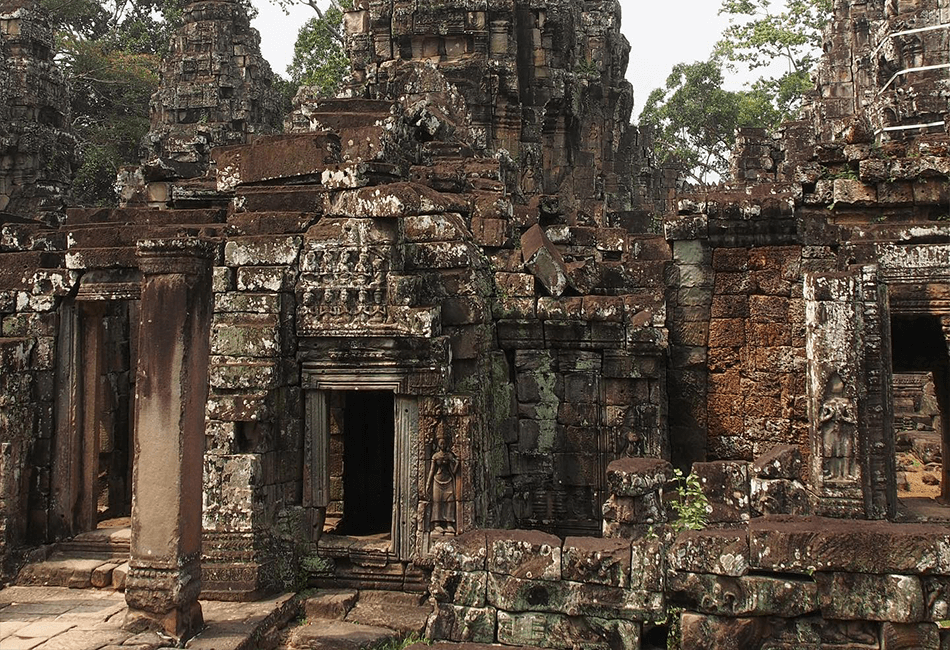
<box><xmin>0</xmin><ymin>256</ymin><xmax>75</xmax><ymax>577</ymax></box>
<box><xmin>427</xmin><ymin>452</ymin><xmax>950</xmax><ymax>650</ymax></box>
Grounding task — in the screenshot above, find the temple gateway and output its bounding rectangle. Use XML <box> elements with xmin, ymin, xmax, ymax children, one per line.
<box><xmin>1</xmin><ymin>0</ymin><xmax>949</xmax><ymax>648</ymax></box>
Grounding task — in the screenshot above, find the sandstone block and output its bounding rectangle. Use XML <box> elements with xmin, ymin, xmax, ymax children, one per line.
<box><xmin>751</xmin><ymin>444</ymin><xmax>802</xmax><ymax>479</ymax></box>
<box><xmin>429</xmin><ymin>568</ymin><xmax>487</xmax><ymax>608</ymax></box>
<box><xmin>561</xmin><ymin>536</ymin><xmax>631</xmax><ymax>587</ymax></box>
<box><xmin>817</xmin><ymin>572</ymin><xmax>924</xmax><ymax>622</ymax></box>
<box><xmin>605</xmin><ymin>458</ymin><xmax>672</xmax><ymax>497</ymax></box>
<box><xmin>748</xmin><ymin>518</ymin><xmax>950</xmax><ymax>574</ymax></box>
<box><xmin>425</xmin><ymin>603</ymin><xmax>496</xmax><ymax>644</ymax></box>
<box><xmin>882</xmin><ymin>622</ymin><xmax>940</xmax><ymax>650</ymax></box>
<box><xmin>213</xmin><ymin>292</ymin><xmax>281</xmax><ymax>314</ymax></box>
<box><xmin>487</xmin><ymin>529</ymin><xmax>561</xmax><ymax>581</ymax></box>
<box><xmin>668</xmin><ymin>529</ymin><xmax>749</xmax><ymax>577</ymax></box>
<box><xmin>750</xmin><ymin>477</ymin><xmax>811</xmax><ymax>516</ymax></box>
<box><xmin>691</xmin><ymin>461</ymin><xmax>750</xmax><ymax>523</ymax></box>
<box><xmin>236</xmin><ymin>266</ymin><xmax>295</xmax><ymax>292</ymax></box>
<box><xmin>303</xmin><ymin>589</ymin><xmax>358</xmax><ymax>620</ymax></box>
<box><xmin>211</xmin><ymin>314</ymin><xmax>280</xmax><ymax>358</ymax></box>
<box><xmin>680</xmin><ymin>612</ymin><xmax>770</xmax><ymax>650</ymax></box>
<box><xmin>601</xmin><ymin>494</ymin><xmax>665</xmax><ymax>525</ymax></box>
<box><xmin>521</xmin><ymin>224</ymin><xmax>570</xmax><ymax>297</ymax></box>
<box><xmin>224</xmin><ymin>235</ymin><xmax>301</xmax><ymax>267</ymax></box>
<box><xmin>431</xmin><ymin>530</ymin><xmax>487</xmax><ymax>572</ymax></box>
<box><xmin>497</xmin><ymin>611</ymin><xmax>639</xmax><ymax>650</ymax></box>
<box><xmin>668</xmin><ymin>572</ymin><xmax>818</xmax><ymax>617</ymax></box>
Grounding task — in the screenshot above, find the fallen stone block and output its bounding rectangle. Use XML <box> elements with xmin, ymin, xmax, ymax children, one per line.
<box><xmin>881</xmin><ymin>622</ymin><xmax>941</xmax><ymax>650</ymax></box>
<box><xmin>521</xmin><ymin>224</ymin><xmax>570</xmax><ymax>297</ymax></box>
<box><xmin>668</xmin><ymin>529</ymin><xmax>749</xmax><ymax>577</ymax></box>
<box><xmin>429</xmin><ymin>568</ymin><xmax>487</xmax><ymax>607</ymax></box>
<box><xmin>667</xmin><ymin>572</ymin><xmax>818</xmax><ymax>617</ymax></box>
<box><xmin>751</xmin><ymin>444</ymin><xmax>803</xmax><ymax>479</ymax></box>
<box><xmin>605</xmin><ymin>458</ymin><xmax>672</xmax><ymax>498</ymax></box>
<box><xmin>425</xmin><ymin>603</ymin><xmax>496</xmax><ymax>644</ymax></box>
<box><xmin>691</xmin><ymin>461</ymin><xmax>750</xmax><ymax>523</ymax></box>
<box><xmin>750</xmin><ymin>477</ymin><xmax>811</xmax><ymax>516</ymax></box>
<box><xmin>487</xmin><ymin>529</ymin><xmax>561</xmax><ymax>581</ymax></box>
<box><xmin>561</xmin><ymin>536</ymin><xmax>631</xmax><ymax>587</ymax></box>
<box><xmin>497</xmin><ymin>611</ymin><xmax>640</xmax><ymax>650</ymax></box>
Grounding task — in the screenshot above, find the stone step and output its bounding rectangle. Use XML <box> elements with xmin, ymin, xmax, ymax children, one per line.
<box><xmin>16</xmin><ymin>556</ymin><xmax>128</xmax><ymax>590</ymax></box>
<box><xmin>285</xmin><ymin>619</ymin><xmax>399</xmax><ymax>650</ymax></box>
<box><xmin>343</xmin><ymin>590</ymin><xmax>431</xmax><ymax>637</ymax></box>
<box><xmin>56</xmin><ymin>525</ymin><xmax>131</xmax><ymax>558</ymax></box>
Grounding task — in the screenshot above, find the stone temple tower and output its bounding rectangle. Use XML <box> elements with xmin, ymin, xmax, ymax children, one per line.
<box><xmin>811</xmin><ymin>0</ymin><xmax>950</xmax><ymax>142</ymax></box>
<box><xmin>343</xmin><ymin>0</ymin><xmax>668</xmax><ymax>227</ymax></box>
<box><xmin>0</xmin><ymin>0</ymin><xmax>77</xmax><ymax>225</ymax></box>
<box><xmin>139</xmin><ymin>0</ymin><xmax>284</xmax><ymax>189</ymax></box>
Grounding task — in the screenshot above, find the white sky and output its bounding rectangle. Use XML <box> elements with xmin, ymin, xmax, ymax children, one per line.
<box><xmin>251</xmin><ymin>0</ymin><xmax>771</xmax><ymax>120</ymax></box>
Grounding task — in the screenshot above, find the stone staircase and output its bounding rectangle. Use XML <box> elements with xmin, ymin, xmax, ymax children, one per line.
<box><xmin>280</xmin><ymin>589</ymin><xmax>433</xmax><ymax>650</ymax></box>
<box><xmin>16</xmin><ymin>524</ymin><xmax>131</xmax><ymax>591</ymax></box>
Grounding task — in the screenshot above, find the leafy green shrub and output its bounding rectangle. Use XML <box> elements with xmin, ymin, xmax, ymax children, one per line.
<box><xmin>669</xmin><ymin>468</ymin><xmax>710</xmax><ymax>532</ymax></box>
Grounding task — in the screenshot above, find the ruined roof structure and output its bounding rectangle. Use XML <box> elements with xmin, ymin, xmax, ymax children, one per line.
<box><xmin>1</xmin><ymin>0</ymin><xmax>950</xmax><ymax>648</ymax></box>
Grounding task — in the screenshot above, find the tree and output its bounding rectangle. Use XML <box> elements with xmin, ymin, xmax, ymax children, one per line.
<box><xmin>286</xmin><ymin>1</ymin><xmax>348</xmax><ymax>96</ymax></box>
<box><xmin>39</xmin><ymin>0</ymin><xmax>185</xmax><ymax>205</ymax></box>
<box><xmin>42</xmin><ymin>0</ymin><xmax>256</xmax><ymax>205</ymax></box>
<box><xmin>640</xmin><ymin>60</ymin><xmax>777</xmax><ymax>186</ymax></box>
<box><xmin>715</xmin><ymin>0</ymin><xmax>833</xmax><ymax>121</ymax></box>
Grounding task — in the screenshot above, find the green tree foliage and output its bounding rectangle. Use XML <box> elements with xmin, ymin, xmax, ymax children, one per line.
<box><xmin>285</xmin><ymin>0</ymin><xmax>349</xmax><ymax>97</ymax></box>
<box><xmin>39</xmin><ymin>0</ymin><xmax>184</xmax><ymax>206</ymax></box>
<box><xmin>715</xmin><ymin>0</ymin><xmax>833</xmax><ymax>120</ymax></box>
<box><xmin>41</xmin><ymin>0</ymin><xmax>257</xmax><ymax>206</ymax></box>
<box><xmin>640</xmin><ymin>60</ymin><xmax>778</xmax><ymax>185</ymax></box>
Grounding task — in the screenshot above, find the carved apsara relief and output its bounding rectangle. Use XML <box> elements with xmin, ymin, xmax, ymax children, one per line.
<box><xmin>427</xmin><ymin>430</ymin><xmax>458</xmax><ymax>534</ymax></box>
<box><xmin>818</xmin><ymin>372</ymin><xmax>859</xmax><ymax>483</ymax></box>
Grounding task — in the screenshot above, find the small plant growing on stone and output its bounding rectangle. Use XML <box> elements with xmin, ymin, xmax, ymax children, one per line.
<box><xmin>669</xmin><ymin>468</ymin><xmax>710</xmax><ymax>532</ymax></box>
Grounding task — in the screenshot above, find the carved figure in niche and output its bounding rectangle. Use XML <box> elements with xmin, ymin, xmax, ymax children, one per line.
<box><xmin>370</xmin><ymin>254</ymin><xmax>386</xmax><ymax>322</ymax></box>
<box><xmin>617</xmin><ymin>407</ymin><xmax>643</xmax><ymax>458</ymax></box>
<box><xmin>427</xmin><ymin>432</ymin><xmax>458</xmax><ymax>534</ymax></box>
<box><xmin>818</xmin><ymin>373</ymin><xmax>858</xmax><ymax>481</ymax></box>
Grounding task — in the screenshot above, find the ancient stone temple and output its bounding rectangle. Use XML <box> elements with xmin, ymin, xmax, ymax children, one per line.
<box><xmin>0</xmin><ymin>0</ymin><xmax>76</xmax><ymax>225</ymax></box>
<box><xmin>1</xmin><ymin>0</ymin><xmax>949</xmax><ymax>647</ymax></box>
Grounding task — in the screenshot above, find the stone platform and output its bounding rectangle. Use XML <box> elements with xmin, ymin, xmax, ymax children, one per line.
<box><xmin>0</xmin><ymin>586</ymin><xmax>297</xmax><ymax>650</ymax></box>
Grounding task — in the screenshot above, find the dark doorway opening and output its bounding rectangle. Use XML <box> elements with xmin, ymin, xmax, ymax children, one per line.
<box><xmin>891</xmin><ymin>315</ymin><xmax>948</xmax><ymax>510</ymax></box>
<box><xmin>340</xmin><ymin>391</ymin><xmax>395</xmax><ymax>535</ymax></box>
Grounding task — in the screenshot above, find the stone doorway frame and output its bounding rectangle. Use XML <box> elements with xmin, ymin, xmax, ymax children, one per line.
<box><xmin>51</xmin><ymin>277</ymin><xmax>140</xmax><ymax>540</ymax></box>
<box><xmin>876</xmin><ymin>242</ymin><xmax>950</xmax><ymax>504</ymax></box>
<box><xmin>302</xmin><ymin>363</ymin><xmax>420</xmax><ymax>561</ymax></box>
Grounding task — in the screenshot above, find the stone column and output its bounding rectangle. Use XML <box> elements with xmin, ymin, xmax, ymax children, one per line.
<box><xmin>940</xmin><ymin>316</ymin><xmax>950</xmax><ymax>503</ymax></box>
<box><xmin>125</xmin><ymin>238</ymin><xmax>214</xmax><ymax>641</ymax></box>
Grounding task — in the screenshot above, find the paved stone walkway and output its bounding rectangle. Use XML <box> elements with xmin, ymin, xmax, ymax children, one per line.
<box><xmin>0</xmin><ymin>585</ymin><xmax>296</xmax><ymax>650</ymax></box>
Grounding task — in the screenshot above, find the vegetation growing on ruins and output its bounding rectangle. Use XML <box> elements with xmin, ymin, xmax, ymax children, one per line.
<box><xmin>39</xmin><ymin>0</ymin><xmax>179</xmax><ymax>205</ymax></box>
<box><xmin>642</xmin><ymin>0</ymin><xmax>832</xmax><ymax>185</ymax></box>
<box><xmin>285</xmin><ymin>0</ymin><xmax>349</xmax><ymax>96</ymax></box>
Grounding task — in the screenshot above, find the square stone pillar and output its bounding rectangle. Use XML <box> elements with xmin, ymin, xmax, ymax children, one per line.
<box><xmin>804</xmin><ymin>265</ymin><xmax>895</xmax><ymax>519</ymax></box>
<box><xmin>125</xmin><ymin>238</ymin><xmax>214</xmax><ymax>642</ymax></box>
